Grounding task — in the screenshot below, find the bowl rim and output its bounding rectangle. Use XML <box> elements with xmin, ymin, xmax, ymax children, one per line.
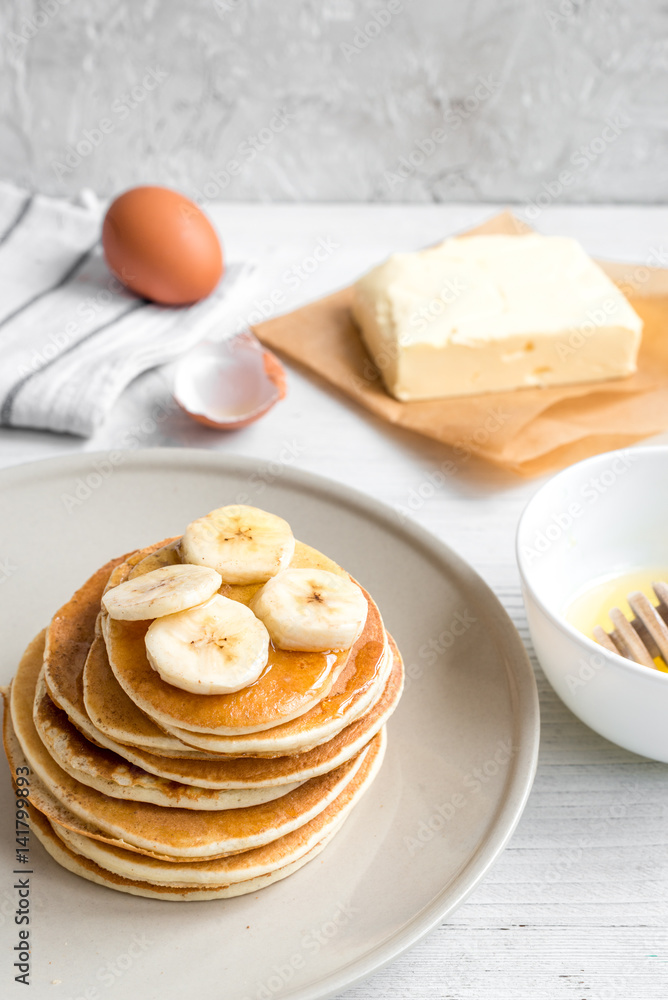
<box><xmin>516</xmin><ymin>444</ymin><xmax>668</xmax><ymax>685</ymax></box>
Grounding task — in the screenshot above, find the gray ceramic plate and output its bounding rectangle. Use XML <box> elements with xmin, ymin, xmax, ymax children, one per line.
<box><xmin>0</xmin><ymin>450</ymin><xmax>539</xmax><ymax>1000</ymax></box>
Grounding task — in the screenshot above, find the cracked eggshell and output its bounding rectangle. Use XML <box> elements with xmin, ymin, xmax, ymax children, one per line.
<box><xmin>173</xmin><ymin>331</ymin><xmax>287</xmax><ymax>430</ymax></box>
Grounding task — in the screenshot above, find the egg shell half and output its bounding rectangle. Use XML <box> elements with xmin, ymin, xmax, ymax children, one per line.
<box><xmin>102</xmin><ymin>186</ymin><xmax>224</xmax><ymax>305</ymax></box>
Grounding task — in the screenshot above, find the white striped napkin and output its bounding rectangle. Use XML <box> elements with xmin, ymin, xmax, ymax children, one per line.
<box><xmin>0</xmin><ymin>182</ymin><xmax>253</xmax><ymax>436</ymax></box>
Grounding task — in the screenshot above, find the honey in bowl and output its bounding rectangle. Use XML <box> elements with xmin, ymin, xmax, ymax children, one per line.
<box><xmin>565</xmin><ymin>567</ymin><xmax>668</xmax><ymax>672</ymax></box>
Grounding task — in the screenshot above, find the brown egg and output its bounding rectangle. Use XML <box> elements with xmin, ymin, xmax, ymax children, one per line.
<box><xmin>102</xmin><ymin>186</ymin><xmax>224</xmax><ymax>305</ymax></box>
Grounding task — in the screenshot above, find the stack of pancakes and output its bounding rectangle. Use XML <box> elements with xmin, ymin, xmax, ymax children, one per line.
<box><xmin>2</xmin><ymin>534</ymin><xmax>403</xmax><ymax>900</ymax></box>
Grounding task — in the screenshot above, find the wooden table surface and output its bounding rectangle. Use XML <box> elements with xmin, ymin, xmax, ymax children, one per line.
<box><xmin>1</xmin><ymin>203</ymin><xmax>667</xmax><ymax>1000</ymax></box>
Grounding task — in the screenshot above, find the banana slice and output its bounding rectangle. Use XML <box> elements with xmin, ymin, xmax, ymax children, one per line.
<box><xmin>102</xmin><ymin>565</ymin><xmax>222</xmax><ymax>621</ymax></box>
<box><xmin>182</xmin><ymin>504</ymin><xmax>295</xmax><ymax>584</ymax></box>
<box><xmin>145</xmin><ymin>594</ymin><xmax>270</xmax><ymax>694</ymax></box>
<box><xmin>250</xmin><ymin>568</ymin><xmax>368</xmax><ymax>652</ymax></box>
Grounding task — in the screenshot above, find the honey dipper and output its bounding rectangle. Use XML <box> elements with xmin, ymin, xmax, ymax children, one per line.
<box><xmin>593</xmin><ymin>581</ymin><xmax>668</xmax><ymax>668</ymax></box>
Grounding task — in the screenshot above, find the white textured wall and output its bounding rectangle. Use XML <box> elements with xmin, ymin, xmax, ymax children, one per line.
<box><xmin>1</xmin><ymin>0</ymin><xmax>666</xmax><ymax>203</ymax></box>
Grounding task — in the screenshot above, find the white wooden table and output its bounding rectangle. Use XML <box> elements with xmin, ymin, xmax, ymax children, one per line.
<box><xmin>2</xmin><ymin>204</ymin><xmax>667</xmax><ymax>1000</ymax></box>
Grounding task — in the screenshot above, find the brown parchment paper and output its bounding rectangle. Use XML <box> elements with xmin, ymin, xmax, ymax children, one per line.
<box><xmin>253</xmin><ymin>213</ymin><xmax>668</xmax><ymax>477</ymax></box>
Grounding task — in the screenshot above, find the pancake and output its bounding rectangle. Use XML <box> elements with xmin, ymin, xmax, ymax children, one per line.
<box><xmin>52</xmin><ymin>817</ymin><xmax>344</xmax><ymax>889</ymax></box>
<box><xmin>49</xmin><ymin>687</ymin><xmax>226</xmax><ymax>772</ymax></box>
<box><xmin>43</xmin><ymin>552</ymin><xmax>129</xmax><ymax>722</ymax></box>
<box><xmin>161</xmin><ymin>628</ymin><xmax>393</xmax><ymax>755</ymax></box>
<box><xmin>93</xmin><ymin>599</ymin><xmax>391</xmax><ymax>757</ymax></box>
<box><xmin>29</xmin><ymin>808</ymin><xmax>339</xmax><ymax>901</ymax></box>
<box><xmin>7</xmin><ymin>696</ymin><xmax>377</xmax><ymax>862</ymax></box>
<box><xmin>40</xmin><ymin>635</ymin><xmax>403</xmax><ymax>789</ymax></box>
<box><xmin>83</xmin><ymin>636</ymin><xmax>222</xmax><ymax>755</ymax></box>
<box><xmin>8</xmin><ymin>651</ymin><xmax>374</xmax><ymax>859</ymax></box>
<box><xmin>102</xmin><ymin>539</ymin><xmax>384</xmax><ymax>736</ymax></box>
<box><xmin>126</xmin><ymin>536</ymin><xmax>182</xmax><ymax>576</ymax></box>
<box><xmin>47</xmin><ymin>727</ymin><xmax>385</xmax><ymax>886</ymax></box>
<box><xmin>44</xmin><ymin>543</ymin><xmax>214</xmax><ymax>760</ymax></box>
<box><xmin>31</xmin><ymin>654</ymin><xmax>303</xmax><ymax>810</ymax></box>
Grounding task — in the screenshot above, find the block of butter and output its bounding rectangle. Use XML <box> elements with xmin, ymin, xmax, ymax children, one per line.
<box><xmin>351</xmin><ymin>234</ymin><xmax>643</xmax><ymax>401</ymax></box>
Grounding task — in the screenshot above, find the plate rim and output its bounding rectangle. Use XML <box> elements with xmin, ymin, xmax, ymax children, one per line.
<box><xmin>0</xmin><ymin>448</ymin><xmax>540</xmax><ymax>1000</ymax></box>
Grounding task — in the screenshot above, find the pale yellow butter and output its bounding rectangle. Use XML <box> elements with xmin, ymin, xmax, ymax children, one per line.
<box><xmin>351</xmin><ymin>234</ymin><xmax>643</xmax><ymax>401</ymax></box>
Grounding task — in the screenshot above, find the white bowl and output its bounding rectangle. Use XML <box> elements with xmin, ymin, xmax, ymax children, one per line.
<box><xmin>517</xmin><ymin>445</ymin><xmax>668</xmax><ymax>761</ymax></box>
